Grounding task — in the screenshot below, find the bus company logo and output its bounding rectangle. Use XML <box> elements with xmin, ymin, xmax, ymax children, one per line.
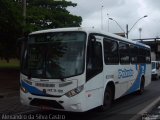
<box><xmin>118</xmin><ymin>69</ymin><xmax>133</xmax><ymax>79</ymax></box>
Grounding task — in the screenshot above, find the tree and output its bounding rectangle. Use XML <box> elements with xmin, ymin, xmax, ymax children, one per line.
<box><xmin>0</xmin><ymin>0</ymin><xmax>23</xmax><ymax>62</ymax></box>
<box><xmin>0</xmin><ymin>0</ymin><xmax>82</xmax><ymax>62</ymax></box>
<box><xmin>25</xmin><ymin>0</ymin><xmax>82</xmax><ymax>31</ymax></box>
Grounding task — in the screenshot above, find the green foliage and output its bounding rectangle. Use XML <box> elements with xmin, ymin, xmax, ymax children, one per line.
<box><xmin>25</xmin><ymin>0</ymin><xmax>82</xmax><ymax>31</ymax></box>
<box><xmin>0</xmin><ymin>0</ymin><xmax>23</xmax><ymax>62</ymax></box>
<box><xmin>0</xmin><ymin>0</ymin><xmax>82</xmax><ymax>62</ymax></box>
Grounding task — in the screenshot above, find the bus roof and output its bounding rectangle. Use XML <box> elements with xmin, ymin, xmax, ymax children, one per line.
<box><xmin>29</xmin><ymin>27</ymin><xmax>150</xmax><ymax>49</ymax></box>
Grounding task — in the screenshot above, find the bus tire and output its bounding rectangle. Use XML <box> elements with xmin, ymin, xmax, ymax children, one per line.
<box><xmin>138</xmin><ymin>77</ymin><xmax>145</xmax><ymax>95</ymax></box>
<box><xmin>100</xmin><ymin>86</ymin><xmax>113</xmax><ymax>111</ymax></box>
<box><xmin>156</xmin><ymin>75</ymin><xmax>159</xmax><ymax>80</ymax></box>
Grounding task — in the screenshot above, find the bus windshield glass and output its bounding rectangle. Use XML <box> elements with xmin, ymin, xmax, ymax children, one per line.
<box><xmin>21</xmin><ymin>32</ymin><xmax>86</xmax><ymax>79</ymax></box>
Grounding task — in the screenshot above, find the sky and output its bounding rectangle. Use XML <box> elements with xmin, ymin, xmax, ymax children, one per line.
<box><xmin>67</xmin><ymin>0</ymin><xmax>160</xmax><ymax>39</ymax></box>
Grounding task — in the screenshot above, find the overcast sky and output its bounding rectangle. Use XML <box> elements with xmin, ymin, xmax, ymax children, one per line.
<box><xmin>67</xmin><ymin>0</ymin><xmax>160</xmax><ymax>39</ymax></box>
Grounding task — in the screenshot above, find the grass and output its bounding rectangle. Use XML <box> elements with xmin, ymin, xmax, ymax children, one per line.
<box><xmin>0</xmin><ymin>59</ymin><xmax>20</xmax><ymax>69</ymax></box>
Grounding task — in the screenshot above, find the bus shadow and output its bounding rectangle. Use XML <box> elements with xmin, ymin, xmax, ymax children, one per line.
<box><xmin>35</xmin><ymin>91</ymin><xmax>145</xmax><ymax>120</ymax></box>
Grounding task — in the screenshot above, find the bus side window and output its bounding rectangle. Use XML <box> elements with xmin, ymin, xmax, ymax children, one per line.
<box><xmin>130</xmin><ymin>45</ymin><xmax>138</xmax><ymax>64</ymax></box>
<box><xmin>156</xmin><ymin>63</ymin><xmax>159</xmax><ymax>69</ymax></box>
<box><xmin>86</xmin><ymin>37</ymin><xmax>103</xmax><ymax>81</ymax></box>
<box><xmin>103</xmin><ymin>38</ymin><xmax>119</xmax><ymax>64</ymax></box>
<box><xmin>119</xmin><ymin>42</ymin><xmax>130</xmax><ymax>64</ymax></box>
<box><xmin>145</xmin><ymin>49</ymin><xmax>151</xmax><ymax>63</ymax></box>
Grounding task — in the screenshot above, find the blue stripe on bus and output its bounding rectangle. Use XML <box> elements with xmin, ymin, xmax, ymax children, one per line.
<box><xmin>125</xmin><ymin>64</ymin><xmax>146</xmax><ymax>95</ymax></box>
<box><xmin>21</xmin><ymin>80</ymin><xmax>46</xmax><ymax>96</ymax></box>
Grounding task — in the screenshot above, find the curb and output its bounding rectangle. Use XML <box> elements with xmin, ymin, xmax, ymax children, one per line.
<box><xmin>130</xmin><ymin>96</ymin><xmax>160</xmax><ymax>120</ymax></box>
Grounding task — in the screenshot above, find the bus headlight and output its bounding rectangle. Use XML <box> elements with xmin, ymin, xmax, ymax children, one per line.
<box><xmin>20</xmin><ymin>86</ymin><xmax>28</xmax><ymax>93</ymax></box>
<box><xmin>65</xmin><ymin>85</ymin><xmax>84</xmax><ymax>97</ymax></box>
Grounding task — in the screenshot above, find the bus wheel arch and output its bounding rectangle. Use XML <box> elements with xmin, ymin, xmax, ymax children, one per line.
<box><xmin>100</xmin><ymin>81</ymin><xmax>115</xmax><ymax>111</ymax></box>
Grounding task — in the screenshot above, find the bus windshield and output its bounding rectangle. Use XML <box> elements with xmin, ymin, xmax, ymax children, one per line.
<box><xmin>21</xmin><ymin>32</ymin><xmax>86</xmax><ymax>79</ymax></box>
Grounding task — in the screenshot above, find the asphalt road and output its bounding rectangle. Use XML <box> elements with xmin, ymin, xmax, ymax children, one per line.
<box><xmin>0</xmin><ymin>69</ymin><xmax>19</xmax><ymax>92</ymax></box>
<box><xmin>27</xmin><ymin>79</ymin><xmax>160</xmax><ymax>120</ymax></box>
<box><xmin>0</xmin><ymin>69</ymin><xmax>159</xmax><ymax>120</ymax></box>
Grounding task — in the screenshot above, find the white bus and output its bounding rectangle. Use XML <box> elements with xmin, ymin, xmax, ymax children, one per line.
<box><xmin>20</xmin><ymin>27</ymin><xmax>151</xmax><ymax>112</ymax></box>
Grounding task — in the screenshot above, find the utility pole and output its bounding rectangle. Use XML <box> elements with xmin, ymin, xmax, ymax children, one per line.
<box><xmin>22</xmin><ymin>0</ymin><xmax>27</xmax><ymax>36</ymax></box>
<box><xmin>22</xmin><ymin>0</ymin><xmax>26</xmax><ymax>30</ymax></box>
<box><xmin>126</xmin><ymin>24</ymin><xmax>128</xmax><ymax>38</ymax></box>
<box><xmin>127</xmin><ymin>15</ymin><xmax>147</xmax><ymax>39</ymax></box>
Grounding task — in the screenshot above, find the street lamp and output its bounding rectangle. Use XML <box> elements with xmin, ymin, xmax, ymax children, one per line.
<box><xmin>126</xmin><ymin>15</ymin><xmax>148</xmax><ymax>38</ymax></box>
<box><xmin>109</xmin><ymin>18</ymin><xmax>126</xmax><ymax>35</ymax></box>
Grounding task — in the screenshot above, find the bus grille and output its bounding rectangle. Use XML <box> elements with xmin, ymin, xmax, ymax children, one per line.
<box><xmin>31</xmin><ymin>93</ymin><xmax>61</xmax><ymax>98</ymax></box>
<box><xmin>30</xmin><ymin>98</ymin><xmax>64</xmax><ymax>109</ymax></box>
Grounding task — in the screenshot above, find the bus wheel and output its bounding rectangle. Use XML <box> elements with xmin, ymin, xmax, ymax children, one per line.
<box><xmin>100</xmin><ymin>86</ymin><xmax>113</xmax><ymax>111</ymax></box>
<box><xmin>156</xmin><ymin>75</ymin><xmax>159</xmax><ymax>80</ymax></box>
<box><xmin>138</xmin><ymin>78</ymin><xmax>145</xmax><ymax>95</ymax></box>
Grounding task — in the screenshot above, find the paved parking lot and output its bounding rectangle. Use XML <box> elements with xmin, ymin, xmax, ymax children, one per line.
<box><xmin>0</xmin><ymin>69</ymin><xmax>38</xmax><ymax>114</ymax></box>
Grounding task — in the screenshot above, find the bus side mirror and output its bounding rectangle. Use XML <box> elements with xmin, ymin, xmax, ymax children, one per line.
<box><xmin>90</xmin><ymin>36</ymin><xmax>96</xmax><ymax>43</ymax></box>
<box><xmin>89</xmin><ymin>35</ymin><xmax>96</xmax><ymax>52</ymax></box>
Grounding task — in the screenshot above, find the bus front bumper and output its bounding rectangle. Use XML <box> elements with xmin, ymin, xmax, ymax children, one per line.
<box><xmin>20</xmin><ymin>90</ymin><xmax>87</xmax><ymax>112</ymax></box>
